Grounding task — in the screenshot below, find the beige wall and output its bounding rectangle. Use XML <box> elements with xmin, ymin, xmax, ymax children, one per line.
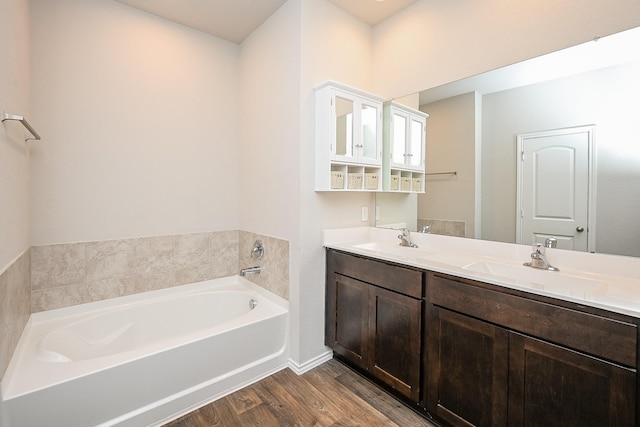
<box><xmin>29</xmin><ymin>0</ymin><xmax>241</xmax><ymax>245</ymax></box>
<box><xmin>0</xmin><ymin>0</ymin><xmax>31</xmax><ymax>386</ymax></box>
<box><xmin>372</xmin><ymin>0</ymin><xmax>640</xmax><ymax>99</ymax></box>
<box><xmin>0</xmin><ymin>0</ymin><xmax>30</xmax><ymax>271</ymax></box>
<box><xmin>419</xmin><ymin>92</ymin><xmax>478</xmax><ymax>238</ymax></box>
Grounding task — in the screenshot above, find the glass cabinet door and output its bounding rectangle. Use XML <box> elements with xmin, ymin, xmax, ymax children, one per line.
<box><xmin>335</xmin><ymin>96</ymin><xmax>354</xmax><ymax>159</ymax></box>
<box><xmin>360</xmin><ymin>103</ymin><xmax>380</xmax><ymax>163</ymax></box>
<box><xmin>391</xmin><ymin>112</ymin><xmax>407</xmax><ymax>167</ymax></box>
<box><xmin>409</xmin><ymin>117</ymin><xmax>425</xmax><ymax>168</ymax></box>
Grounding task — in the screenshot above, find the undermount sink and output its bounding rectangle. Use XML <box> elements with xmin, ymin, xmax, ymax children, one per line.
<box><xmin>352</xmin><ymin>242</ymin><xmax>436</xmax><ymax>258</ymax></box>
<box><xmin>462</xmin><ymin>261</ymin><xmax>607</xmax><ymax>298</ymax></box>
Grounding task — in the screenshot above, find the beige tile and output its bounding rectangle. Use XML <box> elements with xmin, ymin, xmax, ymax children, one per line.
<box><xmin>31</xmin><ymin>283</ymin><xmax>90</xmax><ymax>312</ymax></box>
<box><xmin>212</xmin><ymin>230</ymin><xmax>240</xmax><ymax>277</ymax></box>
<box><xmin>28</xmin><ymin>229</ymin><xmax>291</xmax><ymax>312</ymax></box>
<box><xmin>175</xmin><ymin>264</ymin><xmax>212</xmax><ymax>285</ymax></box>
<box><xmin>85</xmin><ymin>239</ymin><xmax>132</xmax><ymax>281</ymax></box>
<box><xmin>0</xmin><ymin>250</ymin><xmax>33</xmax><ymax>377</ymax></box>
<box><xmin>31</xmin><ymin>243</ymin><xmax>85</xmax><ymax>290</ymax></box>
<box><xmin>175</xmin><ymin>233</ymin><xmax>210</xmax><ymax>269</ymax></box>
<box><xmin>0</xmin><ymin>264</ymin><xmax>10</xmax><ymax>379</ymax></box>
<box><xmin>86</xmin><ymin>278</ymin><xmax>135</xmax><ymax>302</ymax></box>
<box><xmin>211</xmin><ymin>256</ymin><xmax>239</xmax><ymax>279</ymax></box>
<box><xmin>238</xmin><ymin>232</ymin><xmax>289</xmax><ymax>300</ymax></box>
<box><xmin>126</xmin><ymin>235</ymin><xmax>175</xmax><ymax>275</ymax></box>
<box><xmin>210</xmin><ymin>230</ymin><xmax>239</xmax><ymax>256</ymax></box>
<box><xmin>121</xmin><ymin>271</ymin><xmax>176</xmax><ymax>294</ymax></box>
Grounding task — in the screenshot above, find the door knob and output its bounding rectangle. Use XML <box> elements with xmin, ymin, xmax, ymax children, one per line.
<box><xmin>576</xmin><ymin>226</ymin><xmax>584</xmax><ymax>232</ymax></box>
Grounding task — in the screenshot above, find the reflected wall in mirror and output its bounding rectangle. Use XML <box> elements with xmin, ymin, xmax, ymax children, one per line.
<box><xmin>335</xmin><ymin>96</ymin><xmax>354</xmax><ymax>157</ymax></box>
<box><xmin>376</xmin><ymin>26</ymin><xmax>640</xmax><ymax>258</ymax></box>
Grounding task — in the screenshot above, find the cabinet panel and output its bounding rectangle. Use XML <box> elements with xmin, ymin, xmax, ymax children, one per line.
<box><xmin>509</xmin><ymin>333</ymin><xmax>636</xmax><ymax>427</ymax></box>
<box><xmin>326</xmin><ymin>249</ymin><xmax>424</xmax><ymax>404</ymax></box>
<box><xmin>369</xmin><ymin>285</ymin><xmax>422</xmax><ymax>401</ymax></box>
<box><xmin>329</xmin><ymin>274</ymin><xmax>369</xmax><ymax>368</ymax></box>
<box><xmin>427</xmin><ymin>308</ymin><xmax>509</xmax><ymax>427</ymax></box>
<box><xmin>429</xmin><ymin>272</ymin><xmax>637</xmax><ymax>367</ymax></box>
<box><xmin>330</xmin><ymin>250</ymin><xmax>423</xmax><ymax>298</ymax></box>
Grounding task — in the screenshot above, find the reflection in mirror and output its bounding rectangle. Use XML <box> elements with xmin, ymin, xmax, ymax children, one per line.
<box><xmin>392</xmin><ymin>113</ymin><xmax>407</xmax><ymax>163</ymax></box>
<box><xmin>409</xmin><ymin>119</ymin><xmax>423</xmax><ymax>167</ymax></box>
<box><xmin>361</xmin><ymin>104</ymin><xmax>378</xmax><ymax>158</ymax></box>
<box><xmin>376</xmin><ymin>26</ymin><xmax>640</xmax><ymax>258</ymax></box>
<box><xmin>335</xmin><ymin>96</ymin><xmax>353</xmax><ymax>157</ymax></box>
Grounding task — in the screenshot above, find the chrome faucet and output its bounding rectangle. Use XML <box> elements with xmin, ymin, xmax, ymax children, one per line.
<box><xmin>524</xmin><ymin>242</ymin><xmax>559</xmax><ymax>271</ymax></box>
<box><xmin>240</xmin><ymin>266</ymin><xmax>261</xmax><ymax>276</ymax></box>
<box><xmin>398</xmin><ymin>228</ymin><xmax>418</xmax><ymax>248</ymax></box>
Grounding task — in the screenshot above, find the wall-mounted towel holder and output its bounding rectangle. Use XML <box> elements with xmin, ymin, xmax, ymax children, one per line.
<box><xmin>426</xmin><ymin>171</ymin><xmax>457</xmax><ymax>177</ymax></box>
<box><xmin>2</xmin><ymin>111</ymin><xmax>41</xmax><ymax>141</ymax></box>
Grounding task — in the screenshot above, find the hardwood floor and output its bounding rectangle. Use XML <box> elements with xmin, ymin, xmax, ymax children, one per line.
<box><xmin>163</xmin><ymin>358</ymin><xmax>438</xmax><ymax>427</ymax></box>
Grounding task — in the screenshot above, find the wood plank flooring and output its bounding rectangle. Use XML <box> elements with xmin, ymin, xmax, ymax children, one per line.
<box><xmin>163</xmin><ymin>358</ymin><xmax>439</xmax><ymax>427</ymax></box>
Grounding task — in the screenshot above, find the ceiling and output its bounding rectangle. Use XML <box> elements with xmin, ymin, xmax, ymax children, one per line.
<box><xmin>115</xmin><ymin>0</ymin><xmax>417</xmax><ymax>44</ymax></box>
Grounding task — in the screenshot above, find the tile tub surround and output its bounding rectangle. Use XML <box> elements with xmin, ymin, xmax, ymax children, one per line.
<box><xmin>417</xmin><ymin>219</ymin><xmax>466</xmax><ymax>237</ymax></box>
<box><xmin>239</xmin><ymin>231</ymin><xmax>289</xmax><ymax>300</ymax></box>
<box><xmin>0</xmin><ymin>250</ymin><xmax>31</xmax><ymax>380</ymax></box>
<box><xmin>31</xmin><ymin>230</ymin><xmax>289</xmax><ymax>312</ymax></box>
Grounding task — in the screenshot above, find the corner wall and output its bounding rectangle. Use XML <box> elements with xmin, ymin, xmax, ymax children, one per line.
<box><xmin>29</xmin><ymin>0</ymin><xmax>241</xmax><ymax>245</ymax></box>
<box><xmin>0</xmin><ymin>0</ymin><xmax>31</xmax><ymax>382</ymax></box>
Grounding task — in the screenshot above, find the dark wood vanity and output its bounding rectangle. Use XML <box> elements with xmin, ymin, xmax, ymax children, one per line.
<box><xmin>325</xmin><ymin>249</ymin><xmax>639</xmax><ymax>427</ymax></box>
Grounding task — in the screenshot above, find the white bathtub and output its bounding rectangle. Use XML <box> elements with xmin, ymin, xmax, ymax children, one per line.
<box><xmin>1</xmin><ymin>276</ymin><xmax>289</xmax><ymax>427</ymax></box>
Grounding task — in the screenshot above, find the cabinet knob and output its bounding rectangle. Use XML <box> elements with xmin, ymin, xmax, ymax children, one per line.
<box><xmin>576</xmin><ymin>226</ymin><xmax>584</xmax><ymax>232</ymax></box>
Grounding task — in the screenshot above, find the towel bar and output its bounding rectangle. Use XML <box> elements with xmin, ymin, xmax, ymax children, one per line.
<box><xmin>2</xmin><ymin>111</ymin><xmax>41</xmax><ymax>141</ymax></box>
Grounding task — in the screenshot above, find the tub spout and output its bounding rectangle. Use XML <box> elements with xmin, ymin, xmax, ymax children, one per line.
<box><xmin>240</xmin><ymin>266</ymin><xmax>261</xmax><ymax>276</ymax></box>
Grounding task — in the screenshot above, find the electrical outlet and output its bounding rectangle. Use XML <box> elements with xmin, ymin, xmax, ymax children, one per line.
<box><xmin>361</xmin><ymin>206</ymin><xmax>368</xmax><ymax>222</ymax></box>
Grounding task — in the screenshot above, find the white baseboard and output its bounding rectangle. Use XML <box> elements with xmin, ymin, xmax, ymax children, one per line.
<box><xmin>287</xmin><ymin>350</ymin><xmax>333</xmax><ymax>375</ymax></box>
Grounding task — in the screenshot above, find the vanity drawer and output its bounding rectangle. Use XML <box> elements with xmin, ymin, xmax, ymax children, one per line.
<box><xmin>328</xmin><ymin>250</ymin><xmax>423</xmax><ymax>298</ymax></box>
<box><xmin>428</xmin><ymin>272</ymin><xmax>637</xmax><ymax>367</ymax></box>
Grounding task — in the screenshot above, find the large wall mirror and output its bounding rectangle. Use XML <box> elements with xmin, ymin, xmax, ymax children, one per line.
<box><xmin>376</xmin><ymin>26</ymin><xmax>640</xmax><ymax>258</ymax></box>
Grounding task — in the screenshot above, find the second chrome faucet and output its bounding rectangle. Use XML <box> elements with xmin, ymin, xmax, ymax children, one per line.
<box><xmin>398</xmin><ymin>228</ymin><xmax>418</xmax><ymax>248</ymax></box>
<box><xmin>524</xmin><ymin>238</ymin><xmax>559</xmax><ymax>271</ymax></box>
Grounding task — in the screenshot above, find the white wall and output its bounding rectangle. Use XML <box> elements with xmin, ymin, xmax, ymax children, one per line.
<box><xmin>239</xmin><ymin>0</ymin><xmax>301</xmax><ymax>242</ymax></box>
<box><xmin>372</xmin><ymin>0</ymin><xmax>640</xmax><ymax>99</ymax></box>
<box><xmin>29</xmin><ymin>0</ymin><xmax>241</xmax><ymax>245</ymax></box>
<box><xmin>296</xmin><ymin>0</ymin><xmax>376</xmax><ymax>365</ymax></box>
<box><xmin>0</xmin><ymin>0</ymin><xmax>30</xmax><ymax>270</ymax></box>
<box><xmin>482</xmin><ymin>63</ymin><xmax>640</xmax><ymax>257</ymax></box>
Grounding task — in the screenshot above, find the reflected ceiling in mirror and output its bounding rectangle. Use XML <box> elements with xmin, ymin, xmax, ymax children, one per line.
<box><xmin>375</xmin><ymin>26</ymin><xmax>640</xmax><ymax>258</ymax></box>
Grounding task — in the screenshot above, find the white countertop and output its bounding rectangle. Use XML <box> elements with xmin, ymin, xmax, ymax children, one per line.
<box><xmin>324</xmin><ymin>227</ymin><xmax>640</xmax><ymax>318</ymax></box>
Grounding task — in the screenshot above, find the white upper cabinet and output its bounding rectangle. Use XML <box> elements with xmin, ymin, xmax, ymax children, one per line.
<box><xmin>386</xmin><ymin>102</ymin><xmax>427</xmax><ymax>171</ymax></box>
<box><xmin>315</xmin><ymin>81</ymin><xmax>384</xmax><ymax>191</ymax></box>
<box><xmin>383</xmin><ymin>101</ymin><xmax>428</xmax><ymax>193</ymax></box>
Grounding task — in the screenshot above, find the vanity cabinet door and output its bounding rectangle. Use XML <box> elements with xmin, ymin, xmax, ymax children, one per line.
<box><xmin>426</xmin><ymin>307</ymin><xmax>509</xmax><ymax>427</ymax></box>
<box><xmin>326</xmin><ymin>273</ymin><xmax>369</xmax><ymax>369</ymax></box>
<box><xmin>325</xmin><ymin>249</ymin><xmax>424</xmax><ymax>403</ymax></box>
<box><xmin>369</xmin><ymin>285</ymin><xmax>422</xmax><ymax>402</ymax></box>
<box><xmin>508</xmin><ymin>333</ymin><xmax>636</xmax><ymax>427</ymax></box>
<box><xmin>427</xmin><ymin>271</ymin><xmax>638</xmax><ymax>427</ymax></box>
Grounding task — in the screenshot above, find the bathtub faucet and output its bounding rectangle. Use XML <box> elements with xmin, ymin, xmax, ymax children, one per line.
<box><xmin>240</xmin><ymin>266</ymin><xmax>261</xmax><ymax>276</ymax></box>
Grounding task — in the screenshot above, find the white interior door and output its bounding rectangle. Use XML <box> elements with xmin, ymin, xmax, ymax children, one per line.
<box><xmin>516</xmin><ymin>126</ymin><xmax>595</xmax><ymax>252</ymax></box>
